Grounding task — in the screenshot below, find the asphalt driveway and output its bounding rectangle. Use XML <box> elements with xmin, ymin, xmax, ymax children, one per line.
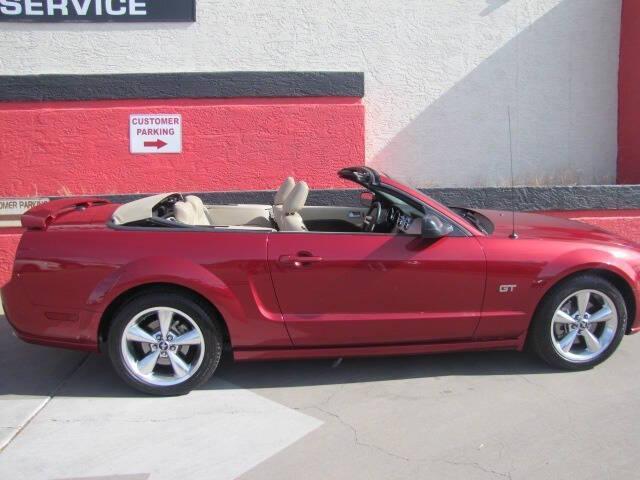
<box><xmin>1</xmin><ymin>314</ymin><xmax>639</xmax><ymax>480</ymax></box>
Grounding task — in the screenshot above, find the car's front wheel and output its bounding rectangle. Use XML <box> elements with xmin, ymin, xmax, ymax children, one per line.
<box><xmin>530</xmin><ymin>274</ymin><xmax>627</xmax><ymax>370</ymax></box>
<box><xmin>107</xmin><ymin>291</ymin><xmax>223</xmax><ymax>395</ymax></box>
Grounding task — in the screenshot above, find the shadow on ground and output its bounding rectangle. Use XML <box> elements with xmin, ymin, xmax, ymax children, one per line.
<box><xmin>1</xmin><ymin>315</ymin><xmax>560</xmax><ymax>399</ymax></box>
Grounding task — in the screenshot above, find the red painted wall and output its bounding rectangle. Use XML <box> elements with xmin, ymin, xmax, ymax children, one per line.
<box><xmin>0</xmin><ymin>95</ymin><xmax>364</xmax><ymax>290</ymax></box>
<box><xmin>0</xmin><ymin>232</ymin><xmax>20</xmax><ymax>289</ymax></box>
<box><xmin>618</xmin><ymin>0</ymin><xmax>640</xmax><ymax>183</ymax></box>
<box><xmin>0</xmin><ymin>97</ymin><xmax>363</xmax><ymax>197</ymax></box>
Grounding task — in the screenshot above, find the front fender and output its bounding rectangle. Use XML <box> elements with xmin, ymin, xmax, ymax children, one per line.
<box><xmin>534</xmin><ymin>247</ymin><xmax>640</xmax><ymax>331</ymax></box>
<box><xmin>536</xmin><ymin>248</ymin><xmax>639</xmax><ymax>294</ymax></box>
<box><xmin>477</xmin><ymin>241</ymin><xmax>640</xmax><ymax>344</ymax></box>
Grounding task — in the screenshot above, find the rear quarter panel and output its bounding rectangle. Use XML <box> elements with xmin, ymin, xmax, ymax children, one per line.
<box><xmin>8</xmin><ymin>225</ymin><xmax>289</xmax><ymax>349</ymax></box>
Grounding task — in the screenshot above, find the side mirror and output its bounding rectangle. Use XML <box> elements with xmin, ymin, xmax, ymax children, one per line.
<box><xmin>421</xmin><ymin>214</ymin><xmax>454</xmax><ymax>238</ymax></box>
<box><xmin>359</xmin><ymin>191</ymin><xmax>374</xmax><ymax>208</ymax></box>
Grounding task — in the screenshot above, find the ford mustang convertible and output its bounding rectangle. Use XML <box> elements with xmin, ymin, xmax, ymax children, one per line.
<box><xmin>2</xmin><ymin>167</ymin><xmax>640</xmax><ymax>395</ymax></box>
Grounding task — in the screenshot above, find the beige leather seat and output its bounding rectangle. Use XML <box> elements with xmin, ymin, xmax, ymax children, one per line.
<box><xmin>174</xmin><ymin>196</ymin><xmax>212</xmax><ymax>225</ymax></box>
<box><xmin>274</xmin><ymin>181</ymin><xmax>309</xmax><ymax>232</ymax></box>
<box><xmin>175</xmin><ymin>179</ymin><xmax>293</xmax><ymax>227</ymax></box>
<box><xmin>174</xmin><ymin>201</ymin><xmax>197</xmax><ymax>225</ymax></box>
<box><xmin>274</xmin><ymin>177</ymin><xmax>295</xmax><ymax>205</ymax></box>
<box><xmin>201</xmin><ymin>177</ymin><xmax>293</xmax><ymax>228</ymax></box>
<box><xmin>185</xmin><ymin>195</ymin><xmax>212</xmax><ymax>225</ymax></box>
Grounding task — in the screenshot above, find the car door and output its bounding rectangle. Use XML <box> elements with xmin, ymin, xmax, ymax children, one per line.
<box><xmin>267</xmin><ymin>231</ymin><xmax>486</xmax><ymax>346</ymax></box>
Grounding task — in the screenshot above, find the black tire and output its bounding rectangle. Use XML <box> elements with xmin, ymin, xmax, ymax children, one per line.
<box><xmin>107</xmin><ymin>290</ymin><xmax>223</xmax><ymax>396</ymax></box>
<box><xmin>529</xmin><ymin>274</ymin><xmax>627</xmax><ymax>370</ymax></box>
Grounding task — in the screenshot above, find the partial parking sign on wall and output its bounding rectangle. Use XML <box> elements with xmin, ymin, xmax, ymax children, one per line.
<box><xmin>130</xmin><ymin>114</ymin><xmax>182</xmax><ymax>154</ymax></box>
<box><xmin>0</xmin><ymin>197</ymin><xmax>49</xmax><ymax>226</ymax></box>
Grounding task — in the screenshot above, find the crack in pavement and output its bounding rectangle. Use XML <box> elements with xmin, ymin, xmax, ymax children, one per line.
<box><xmin>308</xmin><ymin>405</ymin><xmax>411</xmax><ymax>462</ymax></box>
<box><xmin>290</xmin><ymin>384</ymin><xmax>430</xmax><ymax>464</ymax></box>
<box><xmin>0</xmin><ymin>353</ymin><xmax>90</xmax><ymax>453</ymax></box>
<box><xmin>282</xmin><ymin>383</ymin><xmax>409</xmax><ymax>462</ymax></box>
<box><xmin>294</xmin><ymin>387</ymin><xmax>517</xmax><ymax>476</ymax></box>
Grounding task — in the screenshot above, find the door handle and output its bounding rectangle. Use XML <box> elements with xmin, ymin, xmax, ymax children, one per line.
<box><xmin>278</xmin><ymin>252</ymin><xmax>323</xmax><ymax>267</ymax></box>
<box><xmin>348</xmin><ymin>211</ymin><xmax>362</xmax><ymax>218</ymax></box>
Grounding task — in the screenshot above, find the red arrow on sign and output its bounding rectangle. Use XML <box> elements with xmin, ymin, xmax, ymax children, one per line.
<box><xmin>144</xmin><ymin>139</ymin><xmax>168</xmax><ymax>149</ymax></box>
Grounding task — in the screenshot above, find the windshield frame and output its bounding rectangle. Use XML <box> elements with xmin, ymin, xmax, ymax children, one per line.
<box><xmin>339</xmin><ymin>167</ymin><xmax>485</xmax><ymax>236</ymax></box>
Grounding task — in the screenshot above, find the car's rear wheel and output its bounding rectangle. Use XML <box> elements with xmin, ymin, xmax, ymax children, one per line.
<box><xmin>530</xmin><ymin>274</ymin><xmax>627</xmax><ymax>370</ymax></box>
<box><xmin>107</xmin><ymin>291</ymin><xmax>223</xmax><ymax>395</ymax></box>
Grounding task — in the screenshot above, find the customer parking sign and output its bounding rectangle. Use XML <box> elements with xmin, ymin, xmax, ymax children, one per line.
<box><xmin>129</xmin><ymin>114</ymin><xmax>182</xmax><ymax>154</ymax></box>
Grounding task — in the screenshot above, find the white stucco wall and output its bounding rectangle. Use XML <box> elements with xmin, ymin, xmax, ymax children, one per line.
<box><xmin>0</xmin><ymin>0</ymin><xmax>622</xmax><ymax>187</ymax></box>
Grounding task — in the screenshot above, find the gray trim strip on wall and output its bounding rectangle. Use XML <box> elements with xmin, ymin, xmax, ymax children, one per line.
<box><xmin>91</xmin><ymin>185</ymin><xmax>640</xmax><ymax>211</ymax></box>
<box><xmin>0</xmin><ymin>72</ymin><xmax>365</xmax><ymax>102</ymax></box>
<box><xmin>423</xmin><ymin>185</ymin><xmax>640</xmax><ymax>211</ymax></box>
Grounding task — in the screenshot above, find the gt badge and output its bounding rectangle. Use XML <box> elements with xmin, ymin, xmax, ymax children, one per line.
<box><xmin>499</xmin><ymin>284</ymin><xmax>517</xmax><ymax>293</ymax></box>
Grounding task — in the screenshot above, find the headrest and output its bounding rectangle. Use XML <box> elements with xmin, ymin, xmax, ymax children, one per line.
<box><xmin>184</xmin><ymin>195</ymin><xmax>212</xmax><ymax>225</ymax></box>
<box><xmin>185</xmin><ymin>195</ymin><xmax>204</xmax><ymax>210</ymax></box>
<box><xmin>174</xmin><ymin>201</ymin><xmax>196</xmax><ymax>225</ymax></box>
<box><xmin>283</xmin><ymin>181</ymin><xmax>308</xmax><ymax>215</ymax></box>
<box><xmin>274</xmin><ymin>177</ymin><xmax>295</xmax><ymax>205</ymax></box>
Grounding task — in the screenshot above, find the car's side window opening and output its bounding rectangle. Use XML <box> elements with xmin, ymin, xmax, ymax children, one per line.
<box><xmin>109</xmin><ymin>169</ymin><xmax>467</xmax><ymax>237</ymax></box>
<box><xmin>292</xmin><ymin>185</ymin><xmax>449</xmax><ymax>236</ymax></box>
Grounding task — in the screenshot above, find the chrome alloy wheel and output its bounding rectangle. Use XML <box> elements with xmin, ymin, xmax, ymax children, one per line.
<box><xmin>550</xmin><ymin>289</ymin><xmax>619</xmax><ymax>363</ymax></box>
<box><xmin>121</xmin><ymin>307</ymin><xmax>205</xmax><ymax>387</ymax></box>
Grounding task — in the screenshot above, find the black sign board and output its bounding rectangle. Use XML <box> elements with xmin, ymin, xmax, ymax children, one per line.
<box><xmin>0</xmin><ymin>0</ymin><xmax>195</xmax><ymax>22</ymax></box>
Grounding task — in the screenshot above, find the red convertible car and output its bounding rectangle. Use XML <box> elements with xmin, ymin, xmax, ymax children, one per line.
<box><xmin>2</xmin><ymin>167</ymin><xmax>639</xmax><ymax>395</ymax></box>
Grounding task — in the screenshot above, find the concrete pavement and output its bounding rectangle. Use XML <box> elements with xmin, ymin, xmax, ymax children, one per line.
<box><xmin>1</xmin><ymin>314</ymin><xmax>639</xmax><ymax>480</ymax></box>
<box><xmin>0</xmin><ymin>319</ymin><xmax>321</xmax><ymax>480</ymax></box>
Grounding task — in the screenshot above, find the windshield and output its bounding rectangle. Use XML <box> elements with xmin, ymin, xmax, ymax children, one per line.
<box><xmin>373</xmin><ymin>188</ymin><xmax>424</xmax><ymax>217</ymax></box>
<box><xmin>339</xmin><ymin>166</ymin><xmax>489</xmax><ymax>234</ymax></box>
<box><xmin>376</xmin><ymin>173</ymin><xmax>490</xmax><ymax>234</ymax></box>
